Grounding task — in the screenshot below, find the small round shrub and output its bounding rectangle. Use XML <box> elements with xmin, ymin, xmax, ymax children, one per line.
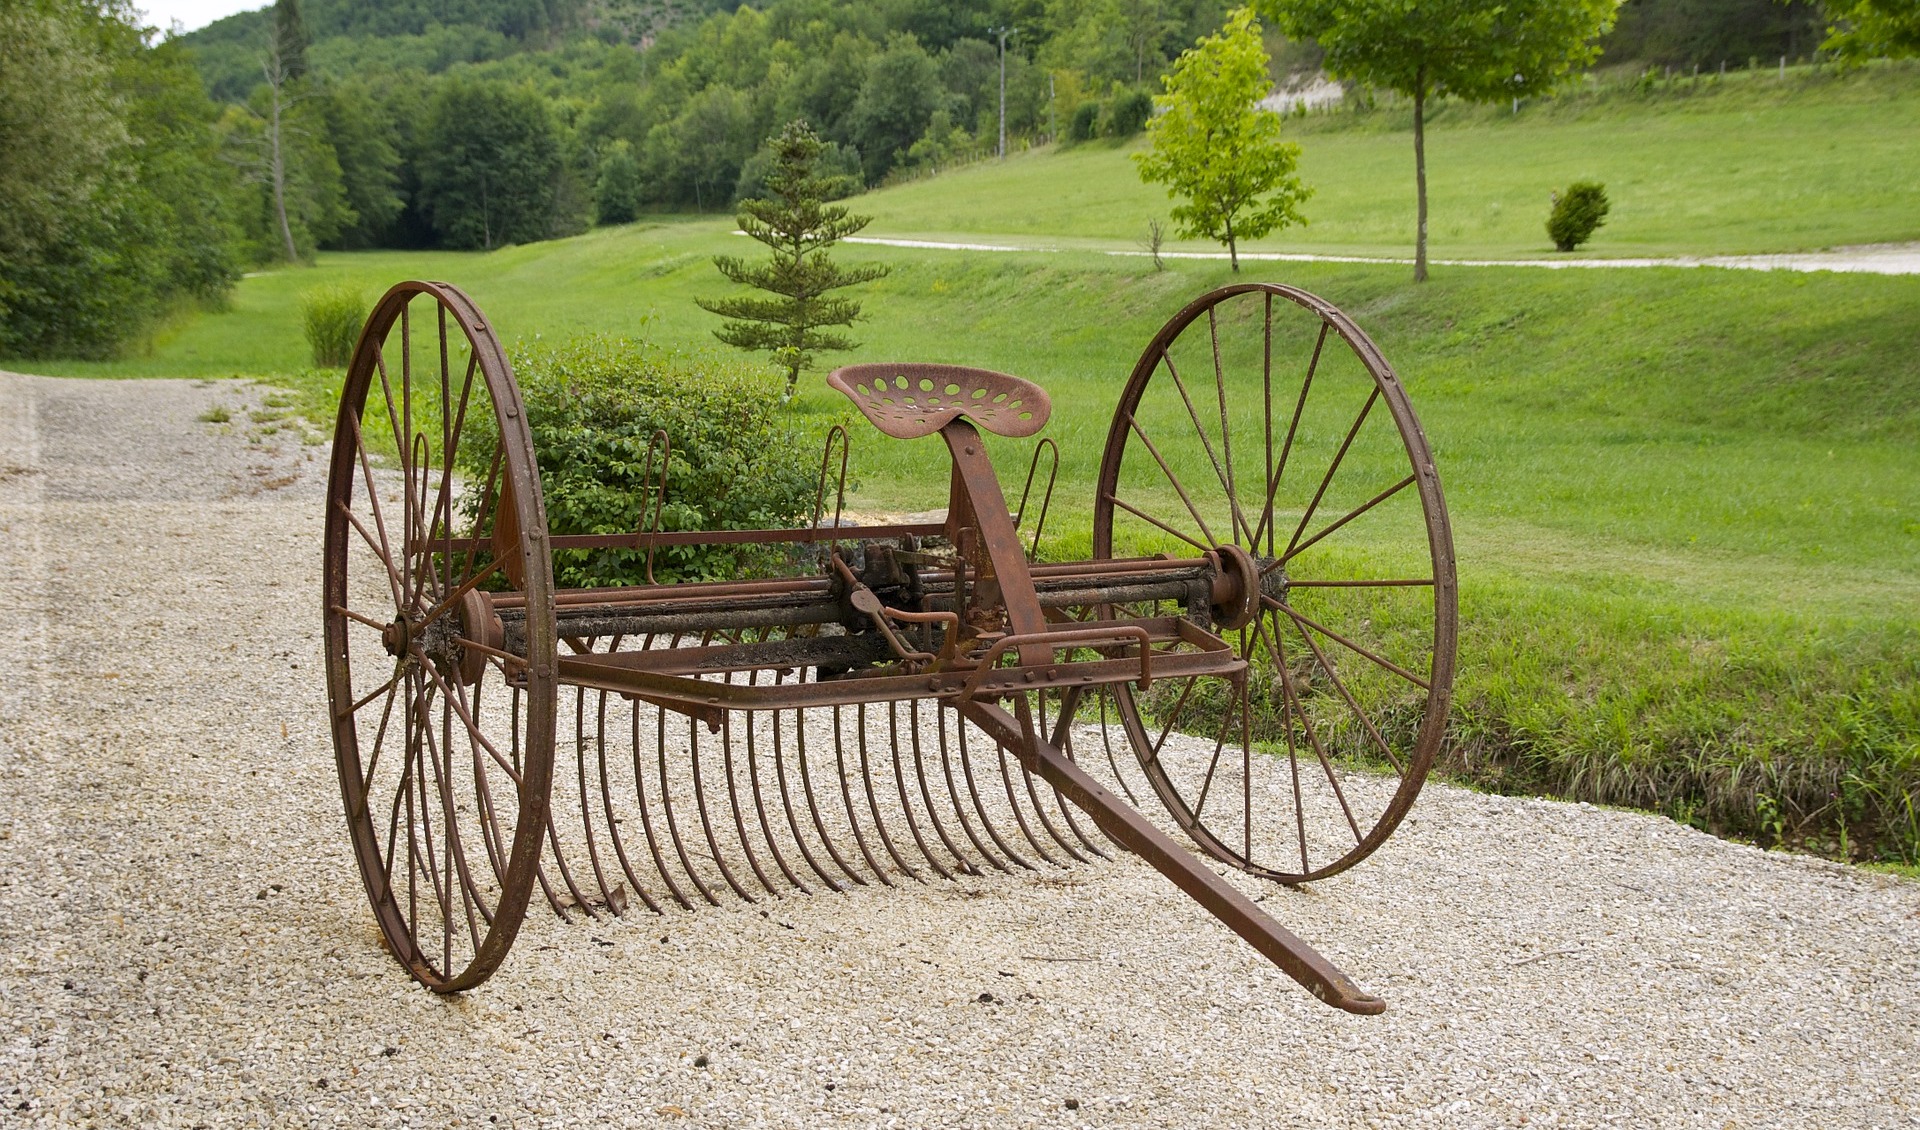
<box><xmin>461</xmin><ymin>337</ymin><xmax>823</xmax><ymax>587</ymax></box>
<box><xmin>1547</xmin><ymin>182</ymin><xmax>1611</xmax><ymax>252</ymax></box>
<box><xmin>301</xmin><ymin>285</ymin><xmax>365</xmax><ymax>368</ymax></box>
<box><xmin>1102</xmin><ymin>88</ymin><xmax>1154</xmax><ymax>137</ymax></box>
<box><xmin>1069</xmin><ymin>99</ymin><xmax>1102</xmax><ymax>142</ymax></box>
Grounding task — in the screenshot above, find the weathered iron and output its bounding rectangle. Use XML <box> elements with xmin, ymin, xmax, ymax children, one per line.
<box><xmin>322</xmin><ymin>280</ymin><xmax>1457</xmax><ymax>1014</ymax></box>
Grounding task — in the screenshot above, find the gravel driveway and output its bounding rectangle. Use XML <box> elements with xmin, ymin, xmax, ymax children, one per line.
<box><xmin>2</xmin><ymin>372</ymin><xmax>1916</xmax><ymax>1129</ymax></box>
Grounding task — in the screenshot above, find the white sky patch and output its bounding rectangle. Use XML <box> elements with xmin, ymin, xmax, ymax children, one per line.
<box><xmin>138</xmin><ymin>0</ymin><xmax>263</xmax><ymax>35</ymax></box>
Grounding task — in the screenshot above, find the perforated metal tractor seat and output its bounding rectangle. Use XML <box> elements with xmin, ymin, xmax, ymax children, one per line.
<box><xmin>828</xmin><ymin>363</ymin><xmax>1052</xmax><ymax>440</ymax></box>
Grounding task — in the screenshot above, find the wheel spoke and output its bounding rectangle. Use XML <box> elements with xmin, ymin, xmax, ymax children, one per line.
<box><xmin>1284</xmin><ymin>387</ymin><xmax>1380</xmax><ymax>559</ymax></box>
<box><xmin>1251</xmin><ymin>320</ymin><xmax>1329</xmax><ymax>554</ymax></box>
<box><xmin>1285</xmin><ymin>578</ymin><xmax>1434</xmax><ymax>589</ymax></box>
<box><xmin>1207</xmin><ymin>306</ymin><xmax>1254</xmax><ymax>547</ymax></box>
<box><xmin>1124</xmin><ymin>415</ymin><xmax>1219</xmax><ymax>547</ymax></box>
<box><xmin>1269</xmin><ymin>596</ymin><xmax>1431</xmax><ymax>691</ymax></box>
<box><xmin>1160</xmin><ymin>348</ymin><xmax>1252</xmax><ymax>546</ymax></box>
<box><xmin>347</xmin><ymin>411</ymin><xmax>405</xmax><ymax>610</ymax></box>
<box><xmin>1262</xmin><ymin>622</ymin><xmax>1364</xmax><ymax>846</ymax></box>
<box><xmin>1103</xmin><ymin>492</ymin><xmax>1210</xmax><ymax>553</ymax></box>
<box><xmin>1283</xmin><ymin>473</ymin><xmax>1416</xmax><ymax>564</ymax></box>
<box><xmin>1284</xmin><ymin>613</ymin><xmax>1406</xmax><ymax>777</ymax></box>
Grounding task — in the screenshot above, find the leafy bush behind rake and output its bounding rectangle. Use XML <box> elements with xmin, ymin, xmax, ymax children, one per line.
<box><xmin>462</xmin><ymin>337</ymin><xmax>824</xmax><ymax>587</ymax></box>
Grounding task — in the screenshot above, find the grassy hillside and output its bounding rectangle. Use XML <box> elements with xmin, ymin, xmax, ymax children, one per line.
<box><xmin>862</xmin><ymin>61</ymin><xmax>1920</xmax><ymax>260</ymax></box>
<box><xmin>31</xmin><ymin>208</ymin><xmax>1920</xmax><ymax>861</ymax></box>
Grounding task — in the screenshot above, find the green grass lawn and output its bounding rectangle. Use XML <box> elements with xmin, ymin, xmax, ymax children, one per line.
<box><xmin>862</xmin><ymin>60</ymin><xmax>1920</xmax><ymax>260</ymax></box>
<box><xmin>21</xmin><ymin>64</ymin><xmax>1920</xmax><ymax>863</ymax></box>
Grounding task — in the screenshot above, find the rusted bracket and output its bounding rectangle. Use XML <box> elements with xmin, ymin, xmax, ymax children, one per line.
<box><xmin>955</xmin><ymin>624</ymin><xmax>1153</xmax><ymax>705</ymax></box>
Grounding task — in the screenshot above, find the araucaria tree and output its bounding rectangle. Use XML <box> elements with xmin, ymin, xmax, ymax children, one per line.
<box><xmin>698</xmin><ymin>120</ymin><xmax>889</xmax><ymax>402</ymax></box>
<box><xmin>1133</xmin><ymin>7</ymin><xmax>1310</xmax><ymax>271</ymax></box>
<box><xmin>1261</xmin><ymin>0</ymin><xmax>1617</xmax><ymax>282</ymax></box>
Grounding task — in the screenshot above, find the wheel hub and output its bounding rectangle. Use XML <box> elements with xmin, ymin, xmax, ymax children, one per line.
<box><xmin>381</xmin><ymin>615</ymin><xmax>413</xmax><ymax>657</ymax></box>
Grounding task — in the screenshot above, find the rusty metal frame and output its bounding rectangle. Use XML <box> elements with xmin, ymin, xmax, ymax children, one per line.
<box><xmin>325</xmin><ymin>288</ymin><xmax>1456</xmax><ymax>1016</ymax></box>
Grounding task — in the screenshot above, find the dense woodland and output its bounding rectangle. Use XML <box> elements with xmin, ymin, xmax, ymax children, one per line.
<box><xmin>0</xmin><ymin>0</ymin><xmax>1867</xmax><ymax>358</ymax></box>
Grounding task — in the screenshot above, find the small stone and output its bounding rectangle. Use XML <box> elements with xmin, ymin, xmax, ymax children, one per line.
<box><xmin>693</xmin><ymin>1055</ymin><xmax>708</xmax><ymax>1068</ymax></box>
<box><xmin>1065</xmin><ymin>1098</ymin><xmax>1080</xmax><ymax>1111</ymax></box>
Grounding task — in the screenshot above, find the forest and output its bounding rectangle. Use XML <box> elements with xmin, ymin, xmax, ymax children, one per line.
<box><xmin>0</xmin><ymin>0</ymin><xmax>1835</xmax><ymax>358</ymax></box>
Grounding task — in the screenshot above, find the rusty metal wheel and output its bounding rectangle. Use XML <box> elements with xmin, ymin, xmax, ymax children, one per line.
<box><xmin>323</xmin><ymin>281</ymin><xmax>557</xmax><ymax>990</ymax></box>
<box><xmin>1092</xmin><ymin>282</ymin><xmax>1457</xmax><ymax>883</ymax></box>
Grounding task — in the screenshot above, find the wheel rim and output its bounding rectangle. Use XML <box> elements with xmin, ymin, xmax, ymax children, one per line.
<box><xmin>322</xmin><ymin>281</ymin><xmax>557</xmax><ymax>990</ymax></box>
<box><xmin>1092</xmin><ymin>283</ymin><xmax>1457</xmax><ymax>883</ymax></box>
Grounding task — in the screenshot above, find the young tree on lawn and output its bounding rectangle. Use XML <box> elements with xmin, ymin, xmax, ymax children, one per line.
<box><xmin>1133</xmin><ymin>7</ymin><xmax>1310</xmax><ymax>272</ymax></box>
<box><xmin>697</xmin><ymin>120</ymin><xmax>889</xmax><ymax>403</ymax></box>
<box><xmin>1261</xmin><ymin>0</ymin><xmax>1616</xmax><ymax>282</ymax></box>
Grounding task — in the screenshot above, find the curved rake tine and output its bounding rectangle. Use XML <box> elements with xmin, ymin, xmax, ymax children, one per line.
<box><xmin>631</xmin><ymin>697</ymin><xmax>694</xmax><ymax>911</ymax></box>
<box><xmin>771</xmin><ymin>699</ymin><xmax>844</xmax><ymax>890</ymax></box>
<box><xmin>934</xmin><ymin>705</ymin><xmax>1008</xmax><ymax>874</ymax></box>
<box><xmin>688</xmin><ymin>703</ymin><xmax>756</xmax><ymax>903</ymax></box>
<box><xmin>795</xmin><ymin>706</ymin><xmax>871</xmax><ymax>888</ymax></box>
<box><xmin>889</xmin><ymin>701</ymin><xmax>956</xmax><ymax>880</ymax></box>
<box><xmin>743</xmin><ymin>674</ymin><xmax>809</xmax><ymax>894</ymax></box>
<box><xmin>858</xmin><ymin>703</ymin><xmax>921</xmax><ymax>881</ymax></box>
<box><xmin>833</xmin><ymin>705</ymin><xmax>895</xmax><ymax>887</ymax></box>
<box><xmin>593</xmin><ymin>684</ymin><xmax>663</xmax><ymax>915</ymax></box>
<box><xmin>954</xmin><ymin>714</ymin><xmax>1033</xmax><ymax>871</ymax></box>
<box><xmin>573</xmin><ymin>685</ymin><xmax>624</xmax><ymax>914</ymax></box>
<box><xmin>905</xmin><ymin>701</ymin><xmax>975</xmax><ymax>875</ymax></box>
<box><xmin>718</xmin><ymin>676</ymin><xmax>782</xmax><ymax>899</ymax></box>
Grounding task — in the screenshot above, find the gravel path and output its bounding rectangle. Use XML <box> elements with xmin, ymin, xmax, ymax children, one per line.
<box><xmin>2</xmin><ymin>371</ymin><xmax>1916</xmax><ymax>1129</ymax></box>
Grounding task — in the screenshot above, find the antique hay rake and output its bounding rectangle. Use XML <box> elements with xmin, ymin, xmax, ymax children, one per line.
<box><xmin>322</xmin><ymin>280</ymin><xmax>1456</xmax><ymax>1014</ymax></box>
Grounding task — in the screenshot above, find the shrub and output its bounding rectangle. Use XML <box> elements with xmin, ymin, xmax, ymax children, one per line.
<box><xmin>1102</xmin><ymin>88</ymin><xmax>1154</xmax><ymax>137</ymax></box>
<box><xmin>1547</xmin><ymin>182</ymin><xmax>1611</xmax><ymax>252</ymax></box>
<box><xmin>1069</xmin><ymin>99</ymin><xmax>1102</xmax><ymax>142</ymax></box>
<box><xmin>301</xmin><ymin>285</ymin><xmax>365</xmax><ymax>368</ymax></box>
<box><xmin>465</xmin><ymin>337</ymin><xmax>823</xmax><ymax>587</ymax></box>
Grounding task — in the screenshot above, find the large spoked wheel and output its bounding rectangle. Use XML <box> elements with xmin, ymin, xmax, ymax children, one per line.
<box><xmin>322</xmin><ymin>281</ymin><xmax>557</xmax><ymax>990</ymax></box>
<box><xmin>1092</xmin><ymin>283</ymin><xmax>1457</xmax><ymax>883</ymax></box>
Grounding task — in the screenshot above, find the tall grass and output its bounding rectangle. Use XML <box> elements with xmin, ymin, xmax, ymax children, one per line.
<box><xmin>300</xmin><ymin>285</ymin><xmax>365</xmax><ymax>368</ymax></box>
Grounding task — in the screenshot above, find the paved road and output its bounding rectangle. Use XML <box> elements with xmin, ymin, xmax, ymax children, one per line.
<box><xmin>843</xmin><ymin>236</ymin><xmax>1920</xmax><ymax>275</ymax></box>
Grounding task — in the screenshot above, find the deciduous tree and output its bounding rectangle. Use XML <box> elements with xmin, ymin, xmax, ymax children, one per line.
<box><xmin>1133</xmin><ymin>7</ymin><xmax>1309</xmax><ymax>271</ymax></box>
<box><xmin>416</xmin><ymin>80</ymin><xmax>561</xmax><ymax>249</ymax></box>
<box><xmin>697</xmin><ymin>120</ymin><xmax>889</xmax><ymax>402</ymax></box>
<box><xmin>1261</xmin><ymin>0</ymin><xmax>1617</xmax><ymax>281</ymax></box>
<box><xmin>1824</xmin><ymin>0</ymin><xmax>1920</xmax><ymax>59</ymax></box>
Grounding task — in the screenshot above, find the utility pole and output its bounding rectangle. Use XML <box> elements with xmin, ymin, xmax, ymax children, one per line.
<box><xmin>991</xmin><ymin>25</ymin><xmax>1013</xmax><ymax>159</ymax></box>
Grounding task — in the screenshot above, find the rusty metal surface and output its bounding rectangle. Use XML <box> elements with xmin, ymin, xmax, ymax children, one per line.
<box><xmin>323</xmin><ymin>281</ymin><xmax>559</xmax><ymax>993</ymax></box>
<box><xmin>1092</xmin><ymin>282</ymin><xmax>1458</xmax><ymax>886</ymax></box>
<box><xmin>325</xmin><ymin>280</ymin><xmax>1455</xmax><ymax>1015</ymax></box>
<box><xmin>829</xmin><ymin>363</ymin><xmax>1051</xmax><ymax>439</ymax></box>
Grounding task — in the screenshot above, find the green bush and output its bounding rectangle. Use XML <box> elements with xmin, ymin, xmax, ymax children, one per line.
<box><xmin>1547</xmin><ymin>181</ymin><xmax>1611</xmax><ymax>251</ymax></box>
<box><xmin>1102</xmin><ymin>88</ymin><xmax>1154</xmax><ymax>137</ymax></box>
<box><xmin>466</xmin><ymin>337</ymin><xmax>823</xmax><ymax>587</ymax></box>
<box><xmin>300</xmin><ymin>285</ymin><xmax>365</xmax><ymax>368</ymax></box>
<box><xmin>1069</xmin><ymin>99</ymin><xmax>1102</xmax><ymax>142</ymax></box>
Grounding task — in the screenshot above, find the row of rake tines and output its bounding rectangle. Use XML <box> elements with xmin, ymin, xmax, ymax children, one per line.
<box><xmin>523</xmin><ymin>664</ymin><xmax>1151</xmax><ymax>923</ymax></box>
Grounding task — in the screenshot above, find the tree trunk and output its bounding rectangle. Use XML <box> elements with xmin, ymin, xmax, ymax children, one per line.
<box><xmin>1413</xmin><ymin>77</ymin><xmax>1428</xmax><ymax>284</ymax></box>
<box><xmin>1226</xmin><ymin>214</ymin><xmax>1238</xmax><ymax>272</ymax></box>
<box><xmin>269</xmin><ymin>83</ymin><xmax>297</xmax><ymax>262</ymax></box>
